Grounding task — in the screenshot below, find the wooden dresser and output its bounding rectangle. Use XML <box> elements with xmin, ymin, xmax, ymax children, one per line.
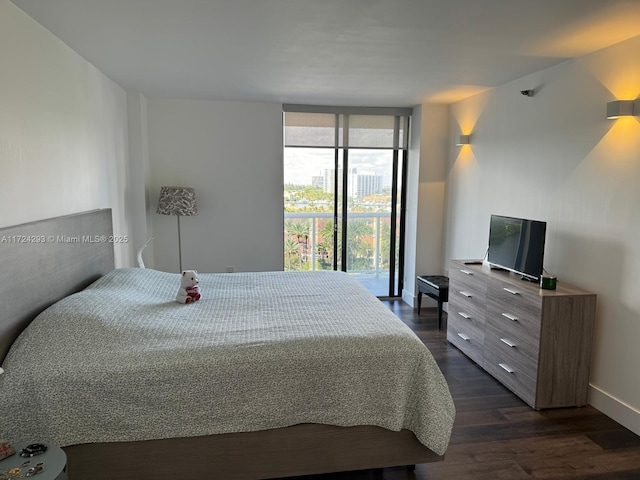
<box><xmin>447</xmin><ymin>260</ymin><xmax>597</xmax><ymax>409</ymax></box>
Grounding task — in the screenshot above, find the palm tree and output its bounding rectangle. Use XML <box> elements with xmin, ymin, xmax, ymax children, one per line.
<box><xmin>319</xmin><ymin>220</ymin><xmax>335</xmax><ymax>263</ymax></box>
<box><xmin>346</xmin><ymin>220</ymin><xmax>374</xmax><ymax>271</ymax></box>
<box><xmin>283</xmin><ymin>237</ymin><xmax>299</xmax><ymax>271</ymax></box>
<box><xmin>348</xmin><ymin>220</ymin><xmax>373</xmax><ymax>242</ymax></box>
<box><xmin>379</xmin><ymin>220</ymin><xmax>392</xmax><ymax>269</ymax></box>
<box><xmin>319</xmin><ymin>220</ymin><xmax>334</xmax><ymax>244</ymax></box>
<box><xmin>285</xmin><ymin>219</ymin><xmax>311</xmax><ymax>269</ymax></box>
<box><xmin>284</xmin><ymin>219</ymin><xmax>299</xmax><ymax>239</ymax></box>
<box><xmin>287</xmin><ymin>220</ymin><xmax>310</xmax><ymax>246</ymax></box>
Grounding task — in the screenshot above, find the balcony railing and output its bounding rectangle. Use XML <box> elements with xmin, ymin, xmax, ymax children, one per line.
<box><xmin>284</xmin><ymin>211</ymin><xmax>395</xmax><ymax>276</ymax></box>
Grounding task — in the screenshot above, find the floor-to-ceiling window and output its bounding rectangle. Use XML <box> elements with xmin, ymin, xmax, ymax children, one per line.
<box><xmin>283</xmin><ymin>105</ymin><xmax>410</xmax><ymax>297</ymax></box>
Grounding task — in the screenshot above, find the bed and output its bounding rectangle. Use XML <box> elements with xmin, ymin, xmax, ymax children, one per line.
<box><xmin>0</xmin><ymin>209</ymin><xmax>455</xmax><ymax>480</ymax></box>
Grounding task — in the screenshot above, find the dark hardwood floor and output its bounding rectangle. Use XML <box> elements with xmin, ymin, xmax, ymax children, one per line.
<box><xmin>289</xmin><ymin>301</ymin><xmax>640</xmax><ymax>480</ymax></box>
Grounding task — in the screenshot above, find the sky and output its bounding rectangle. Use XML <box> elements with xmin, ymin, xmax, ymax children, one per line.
<box><xmin>283</xmin><ymin>147</ymin><xmax>396</xmax><ymax>187</ymax></box>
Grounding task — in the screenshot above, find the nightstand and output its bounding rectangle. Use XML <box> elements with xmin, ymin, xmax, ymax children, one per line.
<box><xmin>0</xmin><ymin>444</ymin><xmax>67</xmax><ymax>480</ymax></box>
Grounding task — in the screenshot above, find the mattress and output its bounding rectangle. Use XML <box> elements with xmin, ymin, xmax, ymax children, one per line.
<box><xmin>0</xmin><ymin>268</ymin><xmax>455</xmax><ymax>455</ymax></box>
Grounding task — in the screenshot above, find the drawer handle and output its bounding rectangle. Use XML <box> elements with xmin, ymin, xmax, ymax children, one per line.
<box><xmin>458</xmin><ymin>312</ymin><xmax>471</xmax><ymax>320</ymax></box>
<box><xmin>500</xmin><ymin>338</ymin><xmax>517</xmax><ymax>348</ymax></box>
<box><xmin>457</xmin><ymin>333</ymin><xmax>471</xmax><ymax>341</ymax></box>
<box><xmin>501</xmin><ymin>312</ymin><xmax>518</xmax><ymax>321</ymax></box>
<box><xmin>499</xmin><ymin>363</ymin><xmax>515</xmax><ymax>374</ymax></box>
<box><xmin>503</xmin><ymin>287</ymin><xmax>520</xmax><ymax>295</ymax></box>
<box><xmin>460</xmin><ymin>269</ymin><xmax>474</xmax><ymax>275</ymax></box>
<box><xmin>460</xmin><ymin>291</ymin><xmax>473</xmax><ymax>298</ymax></box>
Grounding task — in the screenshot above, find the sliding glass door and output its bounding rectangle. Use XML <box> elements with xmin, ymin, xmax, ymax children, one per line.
<box><xmin>283</xmin><ymin>107</ymin><xmax>410</xmax><ymax>297</ymax></box>
<box><xmin>284</xmin><ymin>146</ymin><xmax>336</xmax><ymax>272</ymax></box>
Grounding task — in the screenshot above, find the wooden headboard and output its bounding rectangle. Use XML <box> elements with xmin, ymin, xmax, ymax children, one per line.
<box><xmin>0</xmin><ymin>209</ymin><xmax>114</xmax><ymax>364</ymax></box>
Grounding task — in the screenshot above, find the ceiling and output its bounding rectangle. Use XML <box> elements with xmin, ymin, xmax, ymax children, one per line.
<box><xmin>11</xmin><ymin>0</ymin><xmax>640</xmax><ymax>107</ymax></box>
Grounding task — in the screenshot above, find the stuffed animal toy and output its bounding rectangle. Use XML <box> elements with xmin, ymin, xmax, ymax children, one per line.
<box><xmin>176</xmin><ymin>270</ymin><xmax>201</xmax><ymax>304</ymax></box>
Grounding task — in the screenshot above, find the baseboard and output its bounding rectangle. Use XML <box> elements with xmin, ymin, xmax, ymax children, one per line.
<box><xmin>402</xmin><ymin>288</ymin><xmax>415</xmax><ymax>307</ymax></box>
<box><xmin>401</xmin><ymin>288</ymin><xmax>443</xmax><ymax>311</ymax></box>
<box><xmin>588</xmin><ymin>384</ymin><xmax>640</xmax><ymax>437</ymax></box>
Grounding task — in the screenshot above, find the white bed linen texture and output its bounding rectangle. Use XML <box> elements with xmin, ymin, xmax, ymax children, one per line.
<box><xmin>0</xmin><ymin>268</ymin><xmax>455</xmax><ymax>455</ymax></box>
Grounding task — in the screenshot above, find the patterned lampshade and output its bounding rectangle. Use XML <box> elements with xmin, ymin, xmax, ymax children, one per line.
<box><xmin>156</xmin><ymin>186</ymin><xmax>198</xmax><ymax>216</ymax></box>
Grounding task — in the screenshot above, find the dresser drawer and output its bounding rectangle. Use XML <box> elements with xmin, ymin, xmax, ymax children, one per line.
<box><xmin>486</xmin><ymin>299</ymin><xmax>541</xmax><ymax>346</ymax></box>
<box><xmin>484</xmin><ymin>324</ymin><xmax>539</xmax><ymax>380</ymax></box>
<box><xmin>488</xmin><ymin>278</ymin><xmax>542</xmax><ymax>315</ymax></box>
<box><xmin>449</xmin><ymin>288</ymin><xmax>486</xmax><ymax>324</ymax></box>
<box><xmin>484</xmin><ymin>348</ymin><xmax>536</xmax><ymax>407</ymax></box>
<box><xmin>449</xmin><ymin>263</ymin><xmax>488</xmax><ymax>294</ymax></box>
<box><xmin>447</xmin><ymin>303</ymin><xmax>484</xmax><ymax>365</ymax></box>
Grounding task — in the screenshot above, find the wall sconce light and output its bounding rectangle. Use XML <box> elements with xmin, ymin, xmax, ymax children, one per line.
<box><xmin>606</xmin><ymin>99</ymin><xmax>638</xmax><ymax>119</ymax></box>
<box><xmin>456</xmin><ymin>134</ymin><xmax>471</xmax><ymax>146</ymax></box>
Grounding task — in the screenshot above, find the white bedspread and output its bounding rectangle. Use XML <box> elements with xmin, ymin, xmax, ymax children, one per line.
<box><xmin>0</xmin><ymin>268</ymin><xmax>455</xmax><ymax>455</ymax></box>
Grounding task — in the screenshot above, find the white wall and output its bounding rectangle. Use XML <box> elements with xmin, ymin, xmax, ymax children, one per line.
<box><xmin>403</xmin><ymin>104</ymin><xmax>449</xmax><ymax>307</ymax></box>
<box><xmin>146</xmin><ymin>98</ymin><xmax>284</xmax><ymax>273</ymax></box>
<box><xmin>127</xmin><ymin>91</ymin><xmax>154</xmax><ymax>268</ymax></box>
<box><xmin>444</xmin><ymin>34</ymin><xmax>640</xmax><ymax>435</ymax></box>
<box><xmin>0</xmin><ymin>0</ymin><xmax>135</xmax><ymax>267</ymax></box>
<box><xmin>403</xmin><ymin>106</ymin><xmax>422</xmax><ymax>304</ymax></box>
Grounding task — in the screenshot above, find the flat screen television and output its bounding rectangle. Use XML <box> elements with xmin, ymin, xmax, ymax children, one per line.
<box><xmin>487</xmin><ymin>214</ymin><xmax>546</xmax><ymax>281</ymax></box>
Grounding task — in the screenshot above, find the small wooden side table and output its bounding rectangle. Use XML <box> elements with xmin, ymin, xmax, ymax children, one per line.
<box><xmin>0</xmin><ymin>444</ymin><xmax>67</xmax><ymax>480</ymax></box>
<box><xmin>417</xmin><ymin>275</ymin><xmax>449</xmax><ymax>329</ymax></box>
